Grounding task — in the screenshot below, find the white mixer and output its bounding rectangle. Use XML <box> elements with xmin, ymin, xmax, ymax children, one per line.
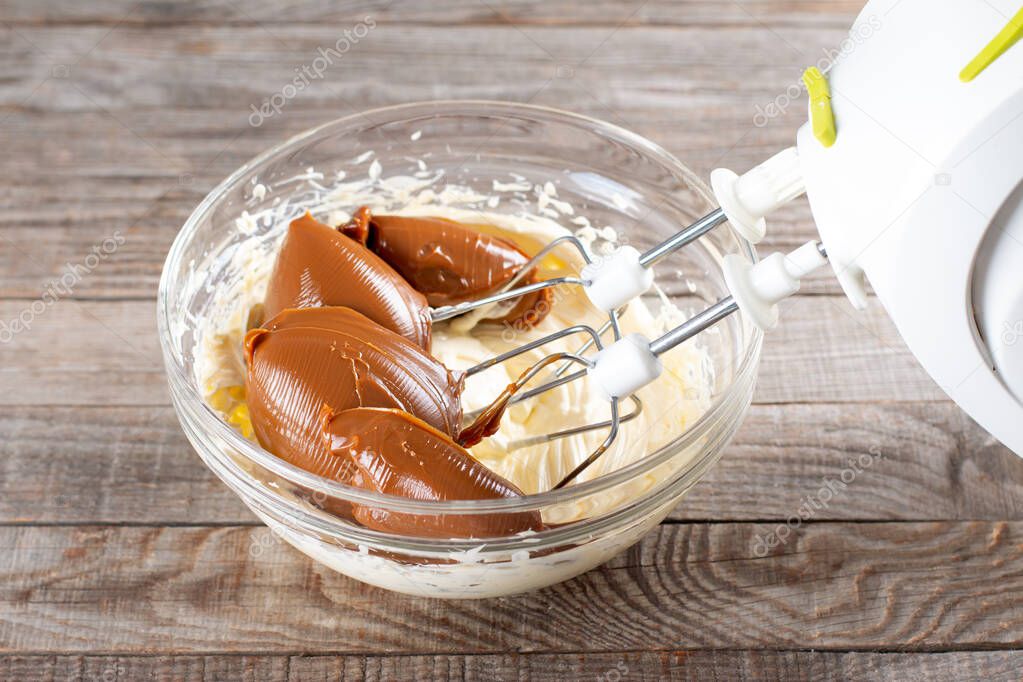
<box><xmin>757</xmin><ymin>0</ymin><xmax>1023</xmax><ymax>456</ymax></box>
<box><xmin>448</xmin><ymin>0</ymin><xmax>1023</xmax><ymax>488</ymax></box>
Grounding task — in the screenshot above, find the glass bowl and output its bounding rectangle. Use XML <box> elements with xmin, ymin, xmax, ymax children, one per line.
<box><xmin>158</xmin><ymin>101</ymin><xmax>761</xmax><ymax>598</ymax></box>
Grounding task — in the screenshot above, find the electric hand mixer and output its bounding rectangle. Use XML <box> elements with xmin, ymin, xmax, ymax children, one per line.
<box><xmin>449</xmin><ymin>0</ymin><xmax>1023</xmax><ymax>489</ymax></box>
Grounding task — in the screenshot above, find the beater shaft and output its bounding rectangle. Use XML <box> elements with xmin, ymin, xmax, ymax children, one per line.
<box><xmin>648</xmin><ymin>296</ymin><xmax>739</xmax><ymax>356</ymax></box>
<box><xmin>637</xmin><ymin>208</ymin><xmax>727</xmax><ymax>268</ymax></box>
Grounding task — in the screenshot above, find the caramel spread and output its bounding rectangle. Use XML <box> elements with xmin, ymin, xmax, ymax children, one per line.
<box><xmin>245</xmin><ymin>210</ymin><xmax>553</xmax><ymax>538</ymax></box>
<box><xmin>342</xmin><ymin>207</ymin><xmax>551</xmax><ymax>328</ymax></box>
<box><xmin>322</xmin><ymin>407</ymin><xmax>542</xmax><ymax>537</ymax></box>
<box><xmin>262</xmin><ymin>212</ymin><xmax>432</xmax><ymax>350</ymax></box>
<box><xmin>244</xmin><ymin>306</ymin><xmax>464</xmax><ymax>485</ymax></box>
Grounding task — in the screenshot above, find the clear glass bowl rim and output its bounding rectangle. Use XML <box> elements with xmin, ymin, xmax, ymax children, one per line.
<box><xmin>157</xmin><ymin>99</ymin><xmax>763</xmax><ymax>516</ymax></box>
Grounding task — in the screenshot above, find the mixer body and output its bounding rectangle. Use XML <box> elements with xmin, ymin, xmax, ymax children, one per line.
<box><xmin>794</xmin><ymin>0</ymin><xmax>1023</xmax><ymax>454</ymax></box>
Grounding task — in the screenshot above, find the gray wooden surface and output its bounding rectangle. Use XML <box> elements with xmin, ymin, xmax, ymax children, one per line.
<box><xmin>2</xmin><ymin>2</ymin><xmax>1022</xmax><ymax>680</ymax></box>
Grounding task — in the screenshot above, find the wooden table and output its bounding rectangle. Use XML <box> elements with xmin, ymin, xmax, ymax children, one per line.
<box><xmin>3</xmin><ymin>2</ymin><xmax>1022</xmax><ymax>679</ymax></box>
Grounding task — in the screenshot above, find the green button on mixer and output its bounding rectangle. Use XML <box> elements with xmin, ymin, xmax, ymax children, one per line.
<box><xmin>802</xmin><ymin>66</ymin><xmax>837</xmax><ymax>148</ymax></box>
<box><xmin>960</xmin><ymin>6</ymin><xmax>1023</xmax><ymax>82</ymax></box>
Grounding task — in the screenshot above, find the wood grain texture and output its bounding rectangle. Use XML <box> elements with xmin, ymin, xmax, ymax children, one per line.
<box><xmin>0</xmin><ymin>655</ymin><xmax>288</xmax><ymax>681</ymax></box>
<box><xmin>1</xmin><ymin>402</ymin><xmax>1020</xmax><ymax>526</ymax></box>
<box><xmin>1</xmin><ymin>1</ymin><xmax>865</xmax><ymax>28</ymax></box>
<box><xmin>2</xmin><ymin>651</ymin><xmax>1022</xmax><ymax>682</ymax></box>
<box><xmin>0</xmin><ymin>24</ymin><xmax>852</xmax><ymax>110</ymax></box>
<box><xmin>1</xmin><ymin>522</ymin><xmax>1021</xmax><ymax>654</ymax></box>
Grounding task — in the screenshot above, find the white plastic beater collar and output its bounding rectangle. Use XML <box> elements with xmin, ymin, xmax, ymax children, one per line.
<box><xmin>580</xmin><ymin>245</ymin><xmax>654</xmax><ymax>312</ymax></box>
<box><xmin>711</xmin><ymin>147</ymin><xmax>806</xmax><ymax>243</ymax></box>
<box><xmin>723</xmin><ymin>241</ymin><xmax>828</xmax><ymax>331</ymax></box>
<box><xmin>590</xmin><ymin>333</ymin><xmax>663</xmax><ymax>400</ymax></box>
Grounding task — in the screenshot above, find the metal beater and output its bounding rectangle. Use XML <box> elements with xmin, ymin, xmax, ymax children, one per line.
<box><xmin>459</xmin><ymin>234</ymin><xmax>828</xmax><ymax>490</ymax></box>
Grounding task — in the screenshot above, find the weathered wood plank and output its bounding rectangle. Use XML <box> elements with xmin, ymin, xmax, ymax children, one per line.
<box><xmin>682</xmin><ymin>401</ymin><xmax>1023</xmax><ymax>522</ymax></box>
<box><xmin>287</xmin><ymin>650</ymin><xmax>1023</xmax><ymax>681</ymax></box>
<box><xmin>0</xmin><ymin>23</ymin><xmax>840</xmax><ymax>143</ymax></box>
<box><xmin>0</xmin><ymin>21</ymin><xmax>833</xmax><ymax>203</ymax></box>
<box><xmin>1</xmin><ymin>0</ymin><xmax>862</xmax><ymax>28</ymax></box>
<box><xmin>1</xmin><ymin>522</ymin><xmax>1021</xmax><ymax>653</ymax></box>
<box><xmin>0</xmin><ymin>297</ymin><xmax>943</xmax><ymax>407</ymax></box>
<box><xmin>2</xmin><ymin>651</ymin><xmax>1022</xmax><ymax>682</ymax></box>
<box><xmin>1</xmin><ymin>402</ymin><xmax>1018</xmax><ymax>526</ymax></box>
<box><xmin>0</xmin><ymin>406</ymin><xmax>251</xmax><ymax>525</ymax></box>
<box><xmin>0</xmin><ymin>299</ymin><xmax>168</xmax><ymax>407</ymax></box>
<box><xmin>0</xmin><ymin>655</ymin><xmax>288</xmax><ymax>681</ymax></box>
